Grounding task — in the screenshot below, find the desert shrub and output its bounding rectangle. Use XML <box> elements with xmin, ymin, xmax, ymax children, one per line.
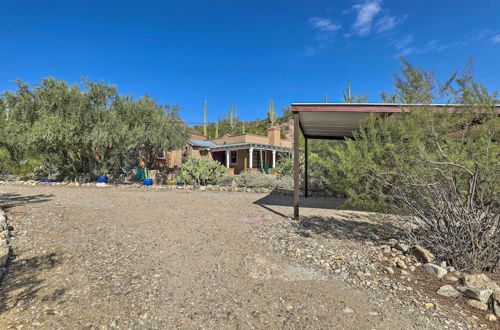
<box><xmin>239</xmin><ymin>173</ymin><xmax>278</xmax><ymax>188</ymax></box>
<box><xmin>318</xmin><ymin>59</ymin><xmax>500</xmax><ymax>271</ymax></box>
<box><xmin>179</xmin><ymin>157</ymin><xmax>227</xmax><ymax>185</ymax></box>
<box><xmin>274</xmin><ymin>155</ymin><xmax>293</xmax><ymax>177</ymax></box>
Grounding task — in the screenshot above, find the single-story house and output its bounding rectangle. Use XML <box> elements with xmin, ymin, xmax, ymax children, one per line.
<box><xmin>163</xmin><ymin>127</ymin><xmax>292</xmax><ymax>174</ymax></box>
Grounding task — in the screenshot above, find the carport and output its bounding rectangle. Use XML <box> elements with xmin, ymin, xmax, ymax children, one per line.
<box><xmin>291</xmin><ymin>103</ymin><xmax>404</xmax><ymax>220</ymax></box>
<box><xmin>290</xmin><ymin>103</ymin><xmax>497</xmax><ymax>220</ymax></box>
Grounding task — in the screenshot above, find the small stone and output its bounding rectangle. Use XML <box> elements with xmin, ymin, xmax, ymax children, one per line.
<box><xmin>440</xmin><ymin>261</ymin><xmax>447</xmax><ymax>268</ymax></box>
<box><xmin>424</xmin><ymin>263</ymin><xmax>447</xmax><ymax>279</ymax></box>
<box><xmin>485</xmin><ymin>314</ymin><xmax>497</xmax><ymax>322</ymax></box>
<box><xmin>400</xmin><ymin>270</ymin><xmax>409</xmax><ymax>276</ymax></box>
<box><xmin>463</xmin><ymin>288</ymin><xmax>493</xmax><ymax>304</ymax></box>
<box><xmin>394</xmin><ymin>242</ymin><xmax>410</xmax><ymax>253</ymax></box>
<box><xmin>444</xmin><ymin>275</ymin><xmax>459</xmax><ymax>282</ymax></box>
<box><xmin>396</xmin><ymin>260</ymin><xmax>407</xmax><ymax>270</ymax></box>
<box><xmin>437</xmin><ymin>285</ymin><xmax>461</xmax><ymax>298</ymax></box>
<box><xmin>0</xmin><ymin>246</ymin><xmax>9</xmax><ymax>267</ymax></box>
<box><xmin>385</xmin><ymin>267</ymin><xmax>394</xmax><ymax>275</ymax></box>
<box><xmin>411</xmin><ymin>245</ymin><xmax>435</xmax><ymax>263</ymax></box>
<box><xmin>342</xmin><ymin>307</ymin><xmax>353</xmax><ymax>314</ymax></box>
<box><xmin>467</xmin><ymin>299</ymin><xmax>488</xmax><ymax>311</ymax></box>
<box><xmin>286</xmin><ymin>305</ymin><xmax>293</xmax><ymax>311</ymax></box>
<box><xmin>424</xmin><ymin>303</ymin><xmax>434</xmax><ymax>309</ymax></box>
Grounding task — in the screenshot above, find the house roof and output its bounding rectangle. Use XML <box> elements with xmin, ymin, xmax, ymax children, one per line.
<box><xmin>209</xmin><ymin>142</ymin><xmax>291</xmax><ymax>152</ymax></box>
<box><xmin>187</xmin><ymin>139</ymin><xmax>218</xmax><ymax>148</ymax></box>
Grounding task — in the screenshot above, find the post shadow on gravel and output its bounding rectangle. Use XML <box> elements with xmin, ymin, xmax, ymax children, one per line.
<box><xmin>0</xmin><ymin>193</ymin><xmax>53</xmax><ymax>210</ymax></box>
<box><xmin>0</xmin><ymin>252</ymin><xmax>63</xmax><ymax>314</ymax></box>
<box><xmin>253</xmin><ymin>193</ymin><xmax>342</xmax><ymax>218</ymax></box>
<box><xmin>253</xmin><ymin>192</ymin><xmax>401</xmax><ymax>243</ymax></box>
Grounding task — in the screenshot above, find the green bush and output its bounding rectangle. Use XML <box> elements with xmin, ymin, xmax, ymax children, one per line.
<box><xmin>314</xmin><ymin>59</ymin><xmax>500</xmax><ymax>271</ymax></box>
<box><xmin>179</xmin><ymin>157</ymin><xmax>227</xmax><ymax>186</ymax></box>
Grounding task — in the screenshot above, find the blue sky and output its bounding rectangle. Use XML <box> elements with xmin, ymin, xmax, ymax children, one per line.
<box><xmin>1</xmin><ymin>0</ymin><xmax>500</xmax><ymax>124</ymax></box>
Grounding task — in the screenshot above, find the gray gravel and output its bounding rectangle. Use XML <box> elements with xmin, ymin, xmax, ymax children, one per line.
<box><xmin>0</xmin><ymin>185</ymin><xmax>473</xmax><ymax>329</ymax></box>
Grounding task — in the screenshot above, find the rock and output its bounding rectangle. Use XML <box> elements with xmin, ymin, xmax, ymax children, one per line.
<box><xmin>485</xmin><ymin>314</ymin><xmax>497</xmax><ymax>322</ymax></box>
<box><xmin>394</xmin><ymin>242</ymin><xmax>409</xmax><ymax>253</ymax></box>
<box><xmin>463</xmin><ymin>288</ymin><xmax>492</xmax><ymax>304</ymax></box>
<box><xmin>444</xmin><ymin>275</ymin><xmax>459</xmax><ymax>282</ymax></box>
<box><xmin>342</xmin><ymin>307</ymin><xmax>353</xmax><ymax>314</ymax></box>
<box><xmin>424</xmin><ymin>303</ymin><xmax>434</xmax><ymax>309</ymax></box>
<box><xmin>440</xmin><ymin>261</ymin><xmax>446</xmax><ymax>268</ymax></box>
<box><xmin>424</xmin><ymin>263</ymin><xmax>447</xmax><ymax>279</ymax></box>
<box><xmin>396</xmin><ymin>260</ymin><xmax>407</xmax><ymax>270</ymax></box>
<box><xmin>0</xmin><ymin>246</ymin><xmax>9</xmax><ymax>267</ymax></box>
<box><xmin>411</xmin><ymin>245</ymin><xmax>434</xmax><ymax>263</ymax></box>
<box><xmin>460</xmin><ymin>273</ymin><xmax>500</xmax><ymax>292</ymax></box>
<box><xmin>467</xmin><ymin>299</ymin><xmax>488</xmax><ymax>311</ymax></box>
<box><xmin>385</xmin><ymin>267</ymin><xmax>394</xmax><ymax>275</ymax></box>
<box><xmin>491</xmin><ymin>291</ymin><xmax>500</xmax><ymax>317</ymax></box>
<box><xmin>437</xmin><ymin>285</ymin><xmax>461</xmax><ymax>298</ymax></box>
<box><xmin>400</xmin><ymin>270</ymin><xmax>409</xmax><ymax>276</ymax></box>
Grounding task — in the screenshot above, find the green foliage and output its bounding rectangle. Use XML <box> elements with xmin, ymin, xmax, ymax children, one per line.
<box><xmin>0</xmin><ymin>78</ymin><xmax>187</xmax><ymax>181</ymax></box>
<box><xmin>179</xmin><ymin>157</ymin><xmax>227</xmax><ymax>185</ymax></box>
<box><xmin>267</xmin><ymin>99</ymin><xmax>276</xmax><ymax>126</ymax></box>
<box><xmin>274</xmin><ymin>154</ymin><xmax>294</xmax><ymax>177</ymax></box>
<box><xmin>316</xmin><ymin>59</ymin><xmax>499</xmax><ymax>211</ymax></box>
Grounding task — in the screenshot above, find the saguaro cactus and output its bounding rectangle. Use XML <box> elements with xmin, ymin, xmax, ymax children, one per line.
<box><xmin>343</xmin><ymin>78</ymin><xmax>353</xmax><ymax>103</ymax></box>
<box><xmin>203</xmin><ymin>100</ymin><xmax>208</xmax><ymax>136</ymax></box>
<box><xmin>267</xmin><ymin>99</ymin><xmax>276</xmax><ymax>126</ymax></box>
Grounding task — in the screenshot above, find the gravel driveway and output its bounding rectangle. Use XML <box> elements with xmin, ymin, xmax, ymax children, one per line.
<box><xmin>1</xmin><ymin>185</ymin><xmax>440</xmax><ymax>329</ymax></box>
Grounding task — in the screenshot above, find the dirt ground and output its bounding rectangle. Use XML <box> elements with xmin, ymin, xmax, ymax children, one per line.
<box><xmin>0</xmin><ymin>185</ymin><xmax>469</xmax><ymax>329</ymax></box>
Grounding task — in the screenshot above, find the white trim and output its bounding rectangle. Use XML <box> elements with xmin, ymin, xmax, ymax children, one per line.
<box><xmin>249</xmin><ymin>148</ymin><xmax>253</xmax><ymax>169</ymax></box>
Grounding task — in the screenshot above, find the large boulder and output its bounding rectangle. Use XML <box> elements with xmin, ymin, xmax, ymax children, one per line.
<box><xmin>424</xmin><ymin>263</ymin><xmax>447</xmax><ymax>279</ymax></box>
<box><xmin>463</xmin><ymin>288</ymin><xmax>493</xmax><ymax>304</ymax></box>
<box><xmin>460</xmin><ymin>273</ymin><xmax>500</xmax><ymax>292</ymax></box>
<box><xmin>411</xmin><ymin>245</ymin><xmax>434</xmax><ymax>263</ymax></box>
<box><xmin>493</xmin><ymin>290</ymin><xmax>500</xmax><ymax>317</ymax></box>
<box><xmin>437</xmin><ymin>285</ymin><xmax>461</xmax><ymax>298</ymax></box>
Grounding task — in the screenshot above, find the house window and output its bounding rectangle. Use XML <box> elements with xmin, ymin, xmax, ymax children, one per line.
<box><xmin>230</xmin><ymin>151</ymin><xmax>238</xmax><ymax>165</ymax></box>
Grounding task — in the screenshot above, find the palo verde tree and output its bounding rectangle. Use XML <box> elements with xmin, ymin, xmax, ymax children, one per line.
<box><xmin>0</xmin><ymin>77</ymin><xmax>187</xmax><ymax>180</ymax></box>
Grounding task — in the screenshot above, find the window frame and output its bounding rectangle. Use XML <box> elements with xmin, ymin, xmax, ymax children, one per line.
<box><xmin>230</xmin><ymin>150</ymin><xmax>238</xmax><ymax>165</ymax></box>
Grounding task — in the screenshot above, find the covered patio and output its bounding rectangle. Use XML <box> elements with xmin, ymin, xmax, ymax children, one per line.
<box><xmin>209</xmin><ymin>143</ymin><xmax>291</xmax><ymax>174</ymax></box>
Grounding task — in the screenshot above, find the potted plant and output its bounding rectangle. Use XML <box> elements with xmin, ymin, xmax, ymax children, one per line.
<box><xmin>143</xmin><ymin>168</ymin><xmax>153</xmax><ymax>186</ymax></box>
<box><xmin>96</xmin><ymin>168</ymin><xmax>108</xmax><ymax>184</ymax></box>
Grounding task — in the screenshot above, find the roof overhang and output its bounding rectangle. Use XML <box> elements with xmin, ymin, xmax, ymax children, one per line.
<box><xmin>292</xmin><ymin>103</ymin><xmax>500</xmax><ymax>139</ymax></box>
<box><xmin>209</xmin><ymin>143</ymin><xmax>291</xmax><ymax>152</ymax></box>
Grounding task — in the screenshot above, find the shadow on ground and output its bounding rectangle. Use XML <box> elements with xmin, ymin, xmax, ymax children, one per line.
<box><xmin>254</xmin><ymin>192</ymin><xmax>401</xmax><ymax>243</ymax></box>
<box><xmin>0</xmin><ymin>193</ymin><xmax>53</xmax><ymax>210</ymax></box>
<box><xmin>0</xmin><ymin>252</ymin><xmax>63</xmax><ymax>313</ymax></box>
<box><xmin>296</xmin><ymin>214</ymin><xmax>400</xmax><ymax>242</ymax></box>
